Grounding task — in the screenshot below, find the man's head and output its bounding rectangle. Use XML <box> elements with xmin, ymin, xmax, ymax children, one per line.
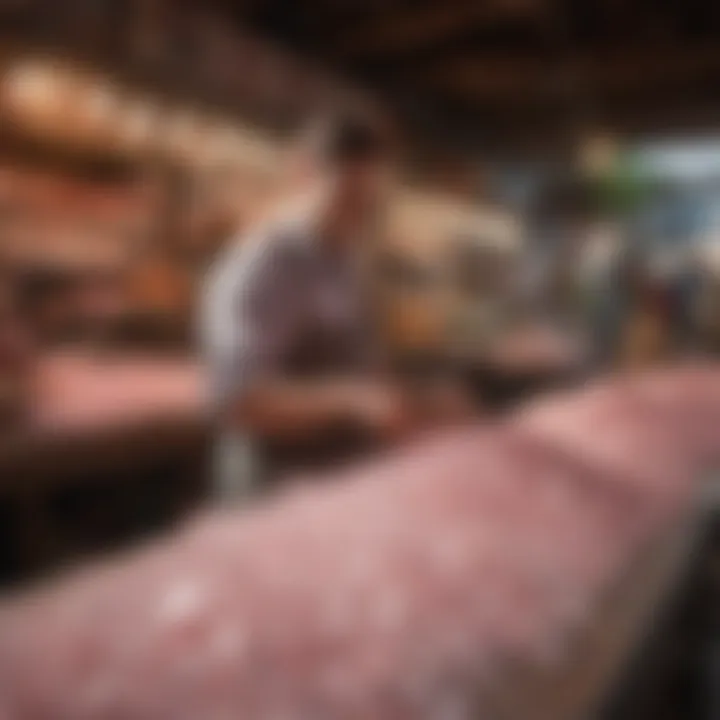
<box><xmin>297</xmin><ymin>107</ymin><xmax>396</xmax><ymax>226</ymax></box>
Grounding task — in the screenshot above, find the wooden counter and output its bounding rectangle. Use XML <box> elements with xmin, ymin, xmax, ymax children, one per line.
<box><xmin>0</xmin><ymin>350</ymin><xmax>210</xmax><ymax>581</ymax></box>
<box><xmin>485</xmin><ymin>484</ymin><xmax>717</xmax><ymax>719</ymax></box>
<box><xmin>0</xmin><ymin>350</ymin><xmax>208</xmax><ymax>486</ymax></box>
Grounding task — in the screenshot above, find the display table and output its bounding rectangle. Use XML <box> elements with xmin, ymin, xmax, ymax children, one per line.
<box><xmin>0</xmin><ymin>351</ymin><xmax>207</xmax><ymax>485</ymax></box>
<box><xmin>452</xmin><ymin>324</ymin><xmax>588</xmax><ymax>408</ymax></box>
<box><xmin>486</xmin><ymin>482</ymin><xmax>717</xmax><ymax>720</ymax></box>
<box><xmin>0</xmin><ymin>350</ymin><xmax>210</xmax><ymax>581</ymax></box>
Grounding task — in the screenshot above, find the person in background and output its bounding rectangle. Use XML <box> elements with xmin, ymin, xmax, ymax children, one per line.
<box><xmin>0</xmin><ymin>273</ymin><xmax>34</xmax><ymax>427</ymax></box>
<box><xmin>617</xmin><ymin>247</ymin><xmax>671</xmax><ymax>367</ymax></box>
<box><xmin>528</xmin><ymin>181</ymin><xmax>594</xmax><ymax>329</ymax></box>
<box><xmin>578</xmin><ymin>223</ymin><xmax>626</xmax><ymax>367</ymax></box>
<box><xmin>17</xmin><ymin>271</ymin><xmax>80</xmax><ymax>344</ymax></box>
<box><xmin>201</xmin><ymin>108</ymin><xmax>463</xmax><ymax>502</ymax></box>
<box><xmin>670</xmin><ymin>244</ymin><xmax>704</xmax><ymax>354</ymax></box>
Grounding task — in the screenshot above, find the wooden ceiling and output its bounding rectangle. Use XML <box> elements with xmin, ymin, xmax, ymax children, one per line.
<box><xmin>229</xmin><ymin>0</ymin><xmax>720</xmax><ymax>153</ymax></box>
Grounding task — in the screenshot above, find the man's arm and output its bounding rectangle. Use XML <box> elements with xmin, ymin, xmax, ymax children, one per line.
<box><xmin>202</xmin><ymin>237</ymin><xmax>410</xmax><ymax>442</ymax></box>
<box><xmin>231</xmin><ymin>376</ymin><xmax>407</xmax><ymax>441</ymax></box>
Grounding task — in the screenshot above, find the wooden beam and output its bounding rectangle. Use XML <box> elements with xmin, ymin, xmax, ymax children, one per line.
<box><xmin>438</xmin><ymin>93</ymin><xmax>720</xmax><ymax>149</ymax></box>
<box><xmin>423</xmin><ymin>44</ymin><xmax>720</xmax><ymax>99</ymax></box>
<box><xmin>596</xmin><ymin>97</ymin><xmax>720</xmax><ymax>137</ymax></box>
<box><xmin>333</xmin><ymin>0</ymin><xmax>546</xmax><ymax>59</ymax></box>
<box><xmin>408</xmin><ymin>107</ymin><xmax>720</xmax><ymax>165</ymax></box>
<box><xmin>582</xmin><ymin>44</ymin><xmax>720</xmax><ymax>93</ymax></box>
<box><xmin>426</xmin><ymin>57</ymin><xmax>550</xmax><ymax>98</ymax></box>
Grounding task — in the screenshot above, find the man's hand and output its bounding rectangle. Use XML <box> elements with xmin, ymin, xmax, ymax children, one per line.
<box><xmin>338</xmin><ymin>382</ymin><xmax>417</xmax><ymax>442</ymax></box>
<box><xmin>235</xmin><ymin>377</ymin><xmax>418</xmax><ymax>443</ymax></box>
<box><xmin>340</xmin><ymin>379</ymin><xmax>477</xmax><ymax>442</ymax></box>
<box><xmin>411</xmin><ymin>379</ymin><xmax>478</xmax><ymax>428</ymax></box>
<box><xmin>233</xmin><ymin>376</ymin><xmax>475</xmax><ymax>447</ymax></box>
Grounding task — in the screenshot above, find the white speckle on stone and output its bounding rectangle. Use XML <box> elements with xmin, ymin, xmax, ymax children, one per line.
<box><xmin>75</xmin><ymin>674</ymin><xmax>119</xmax><ymax>715</ymax></box>
<box><xmin>208</xmin><ymin>624</ymin><xmax>249</xmax><ymax>663</ymax></box>
<box><xmin>156</xmin><ymin>580</ymin><xmax>206</xmax><ymax>626</ymax></box>
<box><xmin>372</xmin><ymin>588</ymin><xmax>407</xmax><ymax>633</ymax></box>
<box><xmin>426</xmin><ymin>691</ymin><xmax>472</xmax><ymax>720</ymax></box>
<box><xmin>320</xmin><ymin>665</ymin><xmax>357</xmax><ymax>701</ymax></box>
<box><xmin>319</xmin><ymin>592</ymin><xmax>354</xmax><ymax>636</ymax></box>
<box><xmin>346</xmin><ymin>551</ymin><xmax>375</xmax><ymax>587</ymax></box>
<box><xmin>431</xmin><ymin>536</ymin><xmax>468</xmax><ymax>574</ymax></box>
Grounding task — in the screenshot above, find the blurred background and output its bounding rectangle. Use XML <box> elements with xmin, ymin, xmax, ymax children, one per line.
<box><xmin>1</xmin><ymin>0</ymin><xmax>720</xmax><ymax>579</ymax></box>
<box><xmin>0</xmin><ymin>2</ymin><xmax>720</xmax><ymax>718</ymax></box>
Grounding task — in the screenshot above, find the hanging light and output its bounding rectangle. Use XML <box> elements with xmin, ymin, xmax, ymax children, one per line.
<box><xmin>162</xmin><ymin>109</ymin><xmax>202</xmax><ymax>163</ymax></box>
<box><xmin>68</xmin><ymin>79</ymin><xmax>119</xmax><ymax>147</ymax></box>
<box><xmin>82</xmin><ymin>82</ymin><xmax>116</xmax><ymax>126</ymax></box>
<box><xmin>2</xmin><ymin>60</ymin><xmax>65</xmax><ymax>132</ymax></box>
<box><xmin>117</xmin><ymin>97</ymin><xmax>157</xmax><ymax>154</ymax></box>
<box><xmin>3</xmin><ymin>61</ymin><xmax>58</xmax><ymax>107</ymax></box>
<box><xmin>579</xmin><ymin>133</ymin><xmax>618</xmax><ymax>177</ymax></box>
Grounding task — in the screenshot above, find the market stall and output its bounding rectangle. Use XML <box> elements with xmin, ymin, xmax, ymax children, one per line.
<box><xmin>0</xmin><ymin>350</ymin><xmax>208</xmax><ymax>580</ymax></box>
<box><xmin>0</xmin><ymin>366</ymin><xmax>717</xmax><ymax>718</ymax></box>
<box><xmin>382</xmin><ymin>188</ymin><xmax>586</xmax><ymax>405</ymax></box>
<box><xmin>0</xmin><ymin>55</ymin><xmax>285</xmax><ymax>348</ymax></box>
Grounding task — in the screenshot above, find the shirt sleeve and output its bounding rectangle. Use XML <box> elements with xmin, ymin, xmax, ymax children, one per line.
<box><xmin>345</xmin><ymin>258</ymin><xmax>388</xmax><ymax>374</ymax></box>
<box><xmin>352</xmin><ymin>305</ymin><xmax>387</xmax><ymax>373</ymax></box>
<box><xmin>200</xmin><ymin>235</ymin><xmax>303</xmax><ymax>412</ymax></box>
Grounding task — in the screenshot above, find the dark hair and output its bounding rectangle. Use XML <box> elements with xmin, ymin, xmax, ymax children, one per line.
<box><xmin>302</xmin><ymin>107</ymin><xmax>394</xmax><ymax>164</ymax></box>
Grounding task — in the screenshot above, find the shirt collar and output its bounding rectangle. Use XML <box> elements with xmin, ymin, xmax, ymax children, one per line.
<box><xmin>277</xmin><ymin>193</ymin><xmax>365</xmax><ymax>259</ymax></box>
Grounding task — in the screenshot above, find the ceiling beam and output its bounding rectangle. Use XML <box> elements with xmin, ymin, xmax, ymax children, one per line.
<box><xmin>332</xmin><ymin>0</ymin><xmax>547</xmax><ymax>59</ymax></box>
<box><xmin>594</xmin><ymin>93</ymin><xmax>720</xmax><ymax>135</ymax></box>
<box><xmin>420</xmin><ymin>43</ymin><xmax>720</xmax><ymax>100</ymax></box>
<box><xmin>448</xmin><ymin>91</ymin><xmax>720</xmax><ymax>144</ymax></box>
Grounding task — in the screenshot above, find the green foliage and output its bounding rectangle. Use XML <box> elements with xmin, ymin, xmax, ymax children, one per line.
<box><xmin>591</xmin><ymin>159</ymin><xmax>658</xmax><ymax>218</ymax></box>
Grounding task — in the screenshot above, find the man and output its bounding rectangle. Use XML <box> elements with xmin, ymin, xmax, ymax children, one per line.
<box><xmin>202</xmin><ymin>108</ymin><xmax>419</xmax><ymax>501</ymax></box>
